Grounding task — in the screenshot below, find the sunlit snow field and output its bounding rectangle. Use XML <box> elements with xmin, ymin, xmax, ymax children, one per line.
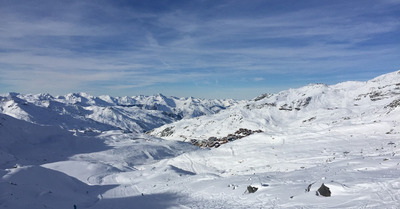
<box><xmin>1</xmin><ymin>71</ymin><xmax>400</xmax><ymax>208</ymax></box>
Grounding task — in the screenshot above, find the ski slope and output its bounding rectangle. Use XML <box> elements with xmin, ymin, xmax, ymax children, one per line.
<box><xmin>1</xmin><ymin>71</ymin><xmax>400</xmax><ymax>208</ymax></box>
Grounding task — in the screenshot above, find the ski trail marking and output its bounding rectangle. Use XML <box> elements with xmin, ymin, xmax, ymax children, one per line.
<box><xmin>184</xmin><ymin>154</ymin><xmax>196</xmax><ymax>174</ymax></box>
<box><xmin>230</xmin><ymin>147</ymin><xmax>235</xmax><ymax>156</ymax></box>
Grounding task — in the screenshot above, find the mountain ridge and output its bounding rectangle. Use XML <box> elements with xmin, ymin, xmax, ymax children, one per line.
<box><xmin>1</xmin><ymin>70</ymin><xmax>400</xmax><ymax>208</ymax></box>
<box><xmin>0</xmin><ymin>92</ymin><xmax>240</xmax><ymax>133</ymax></box>
<box><xmin>149</xmin><ymin>70</ymin><xmax>400</xmax><ymax>141</ymax></box>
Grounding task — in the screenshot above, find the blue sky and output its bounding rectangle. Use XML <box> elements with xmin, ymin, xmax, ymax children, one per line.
<box><xmin>0</xmin><ymin>0</ymin><xmax>399</xmax><ymax>99</ymax></box>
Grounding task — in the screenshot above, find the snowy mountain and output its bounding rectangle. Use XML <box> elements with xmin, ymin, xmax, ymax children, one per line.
<box><xmin>149</xmin><ymin>70</ymin><xmax>400</xmax><ymax>143</ymax></box>
<box><xmin>0</xmin><ymin>112</ymin><xmax>108</xmax><ymax>168</ymax></box>
<box><xmin>0</xmin><ymin>93</ymin><xmax>239</xmax><ymax>133</ymax></box>
<box><xmin>1</xmin><ymin>70</ymin><xmax>400</xmax><ymax>208</ymax></box>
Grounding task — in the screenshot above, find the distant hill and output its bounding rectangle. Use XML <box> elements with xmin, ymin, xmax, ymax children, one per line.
<box><xmin>0</xmin><ymin>92</ymin><xmax>239</xmax><ymax>133</ymax></box>
<box><xmin>149</xmin><ymin>70</ymin><xmax>400</xmax><ymax>142</ymax></box>
<box><xmin>1</xmin><ymin>70</ymin><xmax>400</xmax><ymax>208</ymax></box>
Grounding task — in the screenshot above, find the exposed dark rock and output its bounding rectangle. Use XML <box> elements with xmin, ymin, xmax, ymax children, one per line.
<box><xmin>253</xmin><ymin>93</ymin><xmax>273</xmax><ymax>101</ymax></box>
<box><xmin>160</xmin><ymin>127</ymin><xmax>174</xmax><ymax>137</ymax></box>
<box><xmin>385</xmin><ymin>98</ymin><xmax>400</xmax><ymax>109</ymax></box>
<box><xmin>279</xmin><ymin>104</ymin><xmax>293</xmax><ymax>111</ymax></box>
<box><xmin>247</xmin><ymin>186</ymin><xmax>258</xmax><ymax>193</ymax></box>
<box><xmin>161</xmin><ymin>111</ymin><xmax>183</xmax><ymax>120</ymax></box>
<box><xmin>245</xmin><ymin>102</ymin><xmax>276</xmax><ymax>109</ymax></box>
<box><xmin>302</xmin><ymin>116</ymin><xmax>316</xmax><ymax>123</ymax></box>
<box><xmin>357</xmin><ymin>87</ymin><xmax>400</xmax><ymax>102</ymax></box>
<box><xmin>306</xmin><ymin>182</ymin><xmax>315</xmax><ymax>192</ymax></box>
<box><xmin>316</xmin><ymin>183</ymin><xmax>331</xmax><ymax>197</ymax></box>
<box><xmin>299</xmin><ymin>97</ymin><xmax>312</xmax><ymax>107</ymax></box>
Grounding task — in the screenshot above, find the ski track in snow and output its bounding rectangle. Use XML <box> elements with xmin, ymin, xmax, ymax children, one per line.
<box><xmin>1</xmin><ymin>71</ymin><xmax>400</xmax><ymax>208</ymax></box>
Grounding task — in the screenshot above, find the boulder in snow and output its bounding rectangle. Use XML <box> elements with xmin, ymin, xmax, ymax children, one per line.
<box><xmin>247</xmin><ymin>186</ymin><xmax>258</xmax><ymax>193</ymax></box>
<box><xmin>316</xmin><ymin>183</ymin><xmax>331</xmax><ymax>197</ymax></box>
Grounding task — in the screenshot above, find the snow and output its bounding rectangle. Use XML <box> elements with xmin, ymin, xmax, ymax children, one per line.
<box><xmin>0</xmin><ymin>93</ymin><xmax>238</xmax><ymax>133</ymax></box>
<box><xmin>1</xmin><ymin>70</ymin><xmax>400</xmax><ymax>208</ymax></box>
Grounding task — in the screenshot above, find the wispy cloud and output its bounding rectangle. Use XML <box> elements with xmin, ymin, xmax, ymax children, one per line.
<box><xmin>0</xmin><ymin>0</ymin><xmax>399</xmax><ymax>98</ymax></box>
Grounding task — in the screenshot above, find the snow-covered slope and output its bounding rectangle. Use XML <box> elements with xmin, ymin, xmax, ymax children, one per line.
<box><xmin>149</xmin><ymin>70</ymin><xmax>400</xmax><ymax>142</ymax></box>
<box><xmin>0</xmin><ymin>93</ymin><xmax>238</xmax><ymax>133</ymax></box>
<box><xmin>0</xmin><ymin>113</ymin><xmax>108</xmax><ymax>168</ymax></box>
<box><xmin>1</xmin><ymin>70</ymin><xmax>400</xmax><ymax>208</ymax></box>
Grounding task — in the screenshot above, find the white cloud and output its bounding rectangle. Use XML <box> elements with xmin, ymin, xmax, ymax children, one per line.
<box><xmin>0</xmin><ymin>0</ymin><xmax>399</xmax><ymax>98</ymax></box>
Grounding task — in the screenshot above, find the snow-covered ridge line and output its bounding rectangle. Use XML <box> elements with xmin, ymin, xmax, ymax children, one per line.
<box><xmin>1</xmin><ymin>70</ymin><xmax>400</xmax><ymax>208</ymax></box>
<box><xmin>0</xmin><ymin>92</ymin><xmax>240</xmax><ymax>133</ymax></box>
<box><xmin>149</xmin><ymin>70</ymin><xmax>400</xmax><ymax>141</ymax></box>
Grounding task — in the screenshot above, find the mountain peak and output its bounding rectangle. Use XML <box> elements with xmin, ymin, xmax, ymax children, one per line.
<box><xmin>150</xmin><ymin>70</ymin><xmax>400</xmax><ymax>140</ymax></box>
<box><xmin>369</xmin><ymin>70</ymin><xmax>400</xmax><ymax>84</ymax></box>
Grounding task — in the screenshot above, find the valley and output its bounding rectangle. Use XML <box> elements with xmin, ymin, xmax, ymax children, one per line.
<box><xmin>1</xmin><ymin>71</ymin><xmax>400</xmax><ymax>208</ymax></box>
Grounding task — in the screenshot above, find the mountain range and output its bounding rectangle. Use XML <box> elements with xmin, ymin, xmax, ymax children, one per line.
<box><xmin>150</xmin><ymin>70</ymin><xmax>400</xmax><ymax>142</ymax></box>
<box><xmin>0</xmin><ymin>92</ymin><xmax>238</xmax><ymax>133</ymax></box>
<box><xmin>1</xmin><ymin>70</ymin><xmax>399</xmax><ymax>208</ymax></box>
